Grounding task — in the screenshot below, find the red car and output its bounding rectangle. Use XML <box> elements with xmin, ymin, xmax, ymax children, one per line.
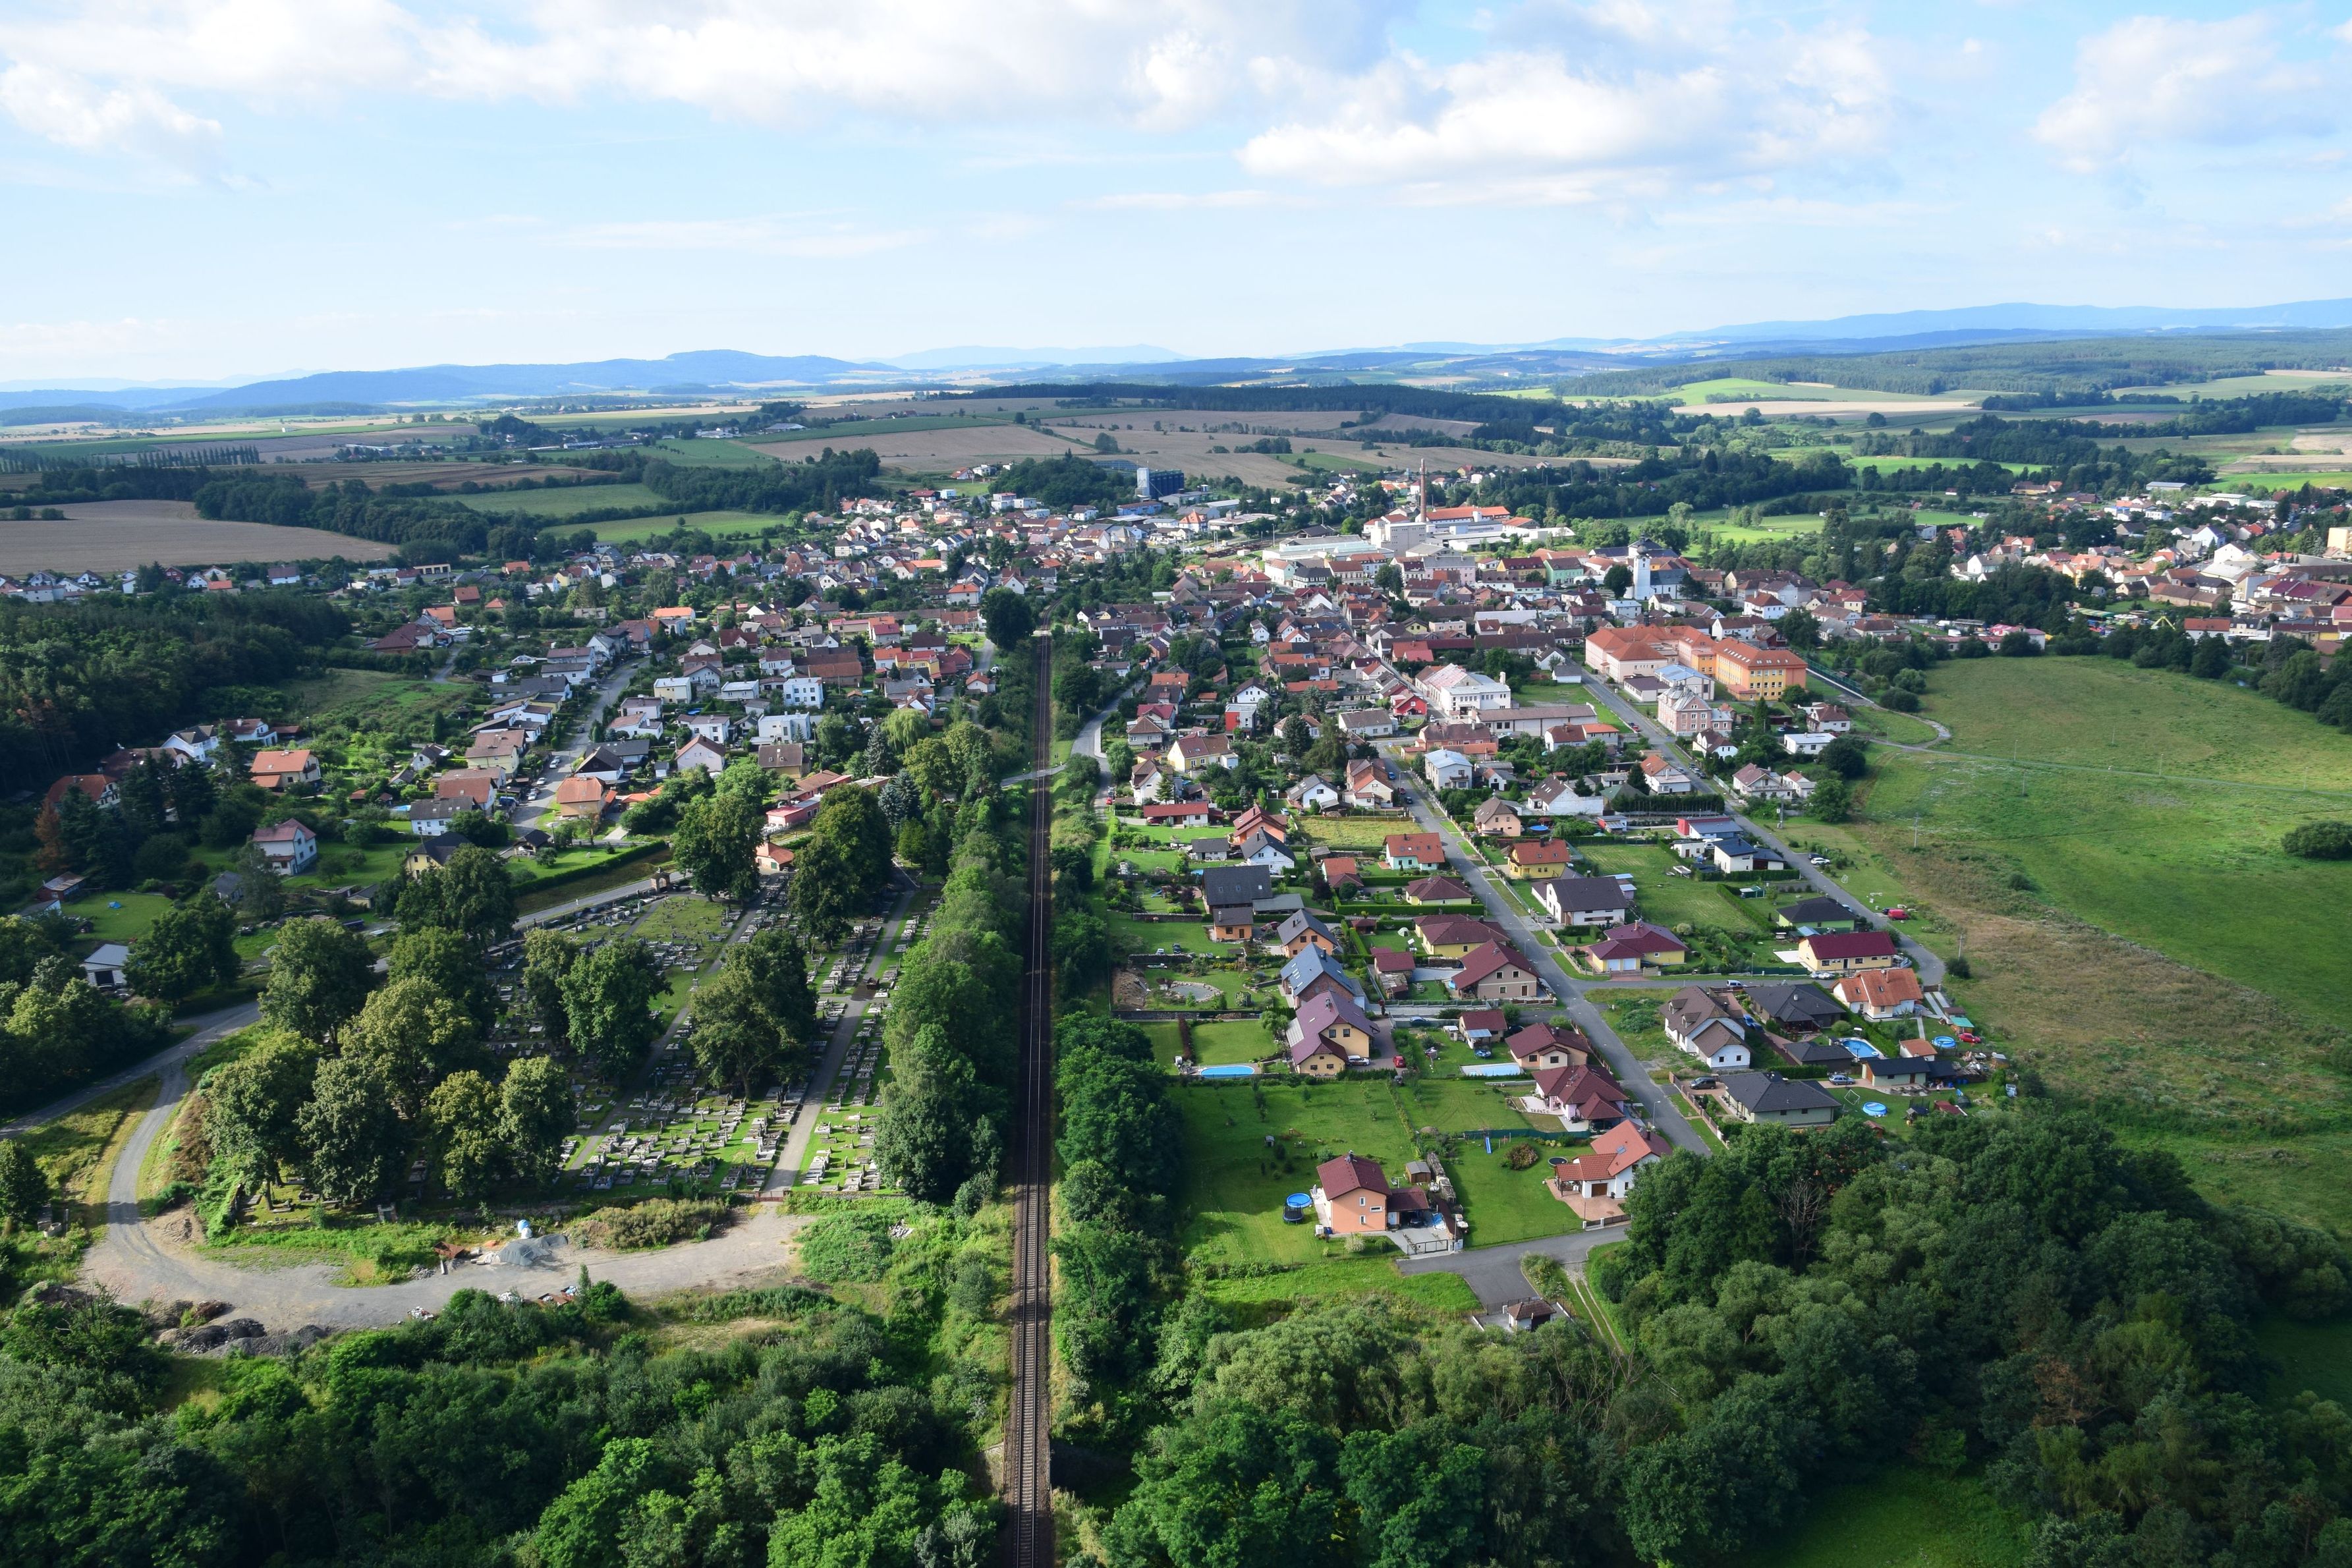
<box><xmin>1957</xmin><ymin>1030</ymin><xmax>1981</xmax><ymax>1044</ymax></box>
<box><xmin>1884</xmin><ymin>906</ymin><xmax>1911</xmax><ymax>920</ymax></box>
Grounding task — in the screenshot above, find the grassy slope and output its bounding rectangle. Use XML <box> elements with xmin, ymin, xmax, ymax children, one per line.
<box><xmin>1837</xmin><ymin>658</ymin><xmax>2352</xmax><ymax>1228</ymax></box>
<box><xmin>451</xmin><ymin>482</ymin><xmax>665</xmax><ymax>515</ymax></box>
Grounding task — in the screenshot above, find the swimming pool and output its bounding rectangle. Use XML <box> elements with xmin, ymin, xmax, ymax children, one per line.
<box><xmin>1197</xmin><ymin>1063</ymin><xmax>1258</xmax><ymax>1078</ymax></box>
<box><xmin>1461</xmin><ymin>1063</ymin><xmax>1525</xmax><ymax>1078</ymax></box>
<box><xmin>1843</xmin><ymin>1039</ymin><xmax>1883</xmax><ymax>1059</ymax></box>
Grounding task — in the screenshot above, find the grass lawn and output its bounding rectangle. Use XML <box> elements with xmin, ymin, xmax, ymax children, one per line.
<box><xmin>1303</xmin><ymin>816</ymin><xmax>1414</xmax><ymax>850</ymax></box>
<box><xmin>1444</xmin><ymin>1139</ymin><xmax>1580</xmax><ymax>1247</ymax></box>
<box><xmin>60</xmin><ymin>891</ymin><xmax>176</xmax><ymax>952</ymax></box>
<box><xmin>1109</xmin><ymin>914</ymin><xmax>1223</xmax><ymax>957</ymax></box>
<box><xmin>1198</xmin><ymin>1256</ymin><xmax>1479</xmax><ymax>1312</ymax></box>
<box><xmin>1741</xmin><ymin>1467</ymin><xmax>2030</xmax><ymax>1568</ymax></box>
<box><xmin>1595</xmin><ymin>989</ymin><xmax>1683</xmax><ymax>1075</ymax></box>
<box><xmin>2259</xmin><ymin>1316</ymin><xmax>2352</xmax><ymax>1407</ymax></box>
<box><xmin>1142</xmin><ymin>1023</ymin><xmax>1185</xmax><ymax>1067</ymax></box>
<box><xmin>1577</xmin><ymin>843</ymin><xmax>1727</xmax><ymax>932</ymax></box>
<box><xmin>515</xmin><ymin>847</ymin><xmax>672</xmax><ymax>913</ymax></box>
<box><xmin>1187</xmin><ymin>1021</ymin><xmax>1272</xmax><ymax>1065</ymax></box>
<box><xmin>1174</xmin><ymin>1080</ymin><xmax>1417</xmax><ymax>1266</ymax></box>
<box><xmin>644</xmin><ymin>437</ymin><xmax>775</xmax><ymax>467</ymax></box>
<box><xmin>20</xmin><ymin>1076</ymin><xmax>157</xmax><ymax>1220</ymax></box>
<box><xmin>1395</xmin><ymin>1076</ymin><xmax>1534</xmax><ymax>1135</ymax></box>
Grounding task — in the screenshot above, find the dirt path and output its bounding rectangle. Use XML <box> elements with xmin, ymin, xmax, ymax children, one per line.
<box><xmin>767</xmin><ymin>880</ymin><xmax>919</xmax><ymax>1194</ymax></box>
<box><xmin>2</xmin><ymin>999</ymin><xmax>258</xmax><ymax>1138</ymax></box>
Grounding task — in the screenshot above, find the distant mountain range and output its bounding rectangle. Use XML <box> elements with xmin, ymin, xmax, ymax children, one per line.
<box><xmin>7</xmin><ymin>300</ymin><xmax>2351</xmax><ymax>420</ymax></box>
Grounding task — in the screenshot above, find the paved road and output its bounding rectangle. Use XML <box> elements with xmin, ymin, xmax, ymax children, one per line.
<box><xmin>1</xmin><ymin>999</ymin><xmax>260</xmax><ymax>1138</ymax></box>
<box><xmin>513</xmin><ymin>659</ymin><xmax>640</xmax><ymax>836</ymax></box>
<box><xmin>1396</xmin><ymin>1228</ymin><xmax>1612</xmax><ymax>1306</ymax></box>
<box><xmin>1382</xmin><ymin>754</ymin><xmax>1707</xmax><ymax>1156</ymax></box>
<box><xmin>517</xmin><ymin>876</ymin><xmax>667</xmax><ymax>930</ymax></box>
<box><xmin>1071</xmin><ymin>683</ymin><xmax>1139</xmax><ymax>807</ymax></box>
<box><xmin>1577</xmin><ymin>673</ymin><xmax>1946</xmax><ymax>986</ymax></box>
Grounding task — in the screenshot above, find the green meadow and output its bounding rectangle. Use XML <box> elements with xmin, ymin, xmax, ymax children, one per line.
<box><xmin>1838</xmin><ymin>657</ymin><xmax>2352</xmax><ymax>1226</ymax></box>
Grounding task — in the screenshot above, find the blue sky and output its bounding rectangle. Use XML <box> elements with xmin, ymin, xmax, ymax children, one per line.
<box><xmin>1</xmin><ymin>1</ymin><xmax>2347</xmax><ymax>382</ymax></box>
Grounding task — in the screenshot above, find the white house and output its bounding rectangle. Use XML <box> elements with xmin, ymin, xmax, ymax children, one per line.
<box><xmin>1424</xmin><ymin>748</ymin><xmax>1473</xmax><ymax>791</ymax></box>
<box><xmin>1780</xmin><ymin>731</ymin><xmax>1834</xmax><ymax>759</ymax></box>
<box><xmin>675</xmin><ymin>737</ymin><xmax>729</xmax><ymax>775</ymax></box>
<box><xmin>775</xmin><ymin>677</ymin><xmax>826</xmax><ymax>710</ymax></box>
<box><xmin>1416</xmin><ymin>663</ymin><xmax>1513</xmax><ymax>719</ymax></box>
<box><xmin>162</xmin><ymin>725</ymin><xmax>220</xmax><ymax>764</ymax></box>
<box><xmin>757</xmin><ymin>712</ymin><xmax>818</xmax><ymax>744</ymax></box>
<box><xmin>684</xmin><ymin>714</ymin><xmax>733</xmax><ymax>746</ymax></box>
<box><xmin>250</xmin><ymin>818</ymin><xmax>319</xmax><ymax>872</ymax></box>
<box><xmin>652</xmin><ymin>676</ymin><xmax>694</xmax><ymax>704</ymax></box>
<box><xmin>1284</xmin><ymin>775</ymin><xmax>1340</xmax><ymax>812</ymax></box>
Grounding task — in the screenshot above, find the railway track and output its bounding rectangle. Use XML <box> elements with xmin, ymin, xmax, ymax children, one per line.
<box><xmin>1005</xmin><ymin>633</ymin><xmax>1055</xmax><ymax>1568</ymax></box>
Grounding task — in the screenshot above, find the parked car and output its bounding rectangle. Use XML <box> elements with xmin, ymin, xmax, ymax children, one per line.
<box><xmin>1885</xmin><ymin>907</ymin><xmax>1911</xmax><ymax>920</ymax></box>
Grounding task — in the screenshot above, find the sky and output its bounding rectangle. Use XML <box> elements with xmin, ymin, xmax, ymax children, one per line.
<box><xmin>1</xmin><ymin>0</ymin><xmax>2349</xmax><ymax>383</ymax></box>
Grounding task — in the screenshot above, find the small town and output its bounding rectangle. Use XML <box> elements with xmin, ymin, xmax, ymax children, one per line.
<box><xmin>0</xmin><ymin>6</ymin><xmax>2347</xmax><ymax>1567</ymax></box>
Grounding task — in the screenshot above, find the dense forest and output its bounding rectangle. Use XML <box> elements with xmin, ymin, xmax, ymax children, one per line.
<box><xmin>0</xmin><ymin>592</ymin><xmax>350</xmax><ymax>791</ymax></box>
<box><xmin>1084</xmin><ymin>1110</ymin><xmax>2352</xmax><ymax>1568</ymax></box>
<box><xmin>1477</xmin><ymin>448</ymin><xmax>1853</xmax><ymax>520</ymax></box>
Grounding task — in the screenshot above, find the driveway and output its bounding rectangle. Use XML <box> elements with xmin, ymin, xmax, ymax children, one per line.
<box><xmin>1395</xmin><ymin>1229</ymin><xmax>1615</xmax><ymax>1306</ymax></box>
<box><xmin>1382</xmin><ymin>760</ymin><xmax>1707</xmax><ymax>1156</ymax></box>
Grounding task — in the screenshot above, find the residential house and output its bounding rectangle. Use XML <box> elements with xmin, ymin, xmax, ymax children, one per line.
<box><xmin>1472</xmin><ymin>797</ymin><xmax>1524</xmax><ymax>837</ymax></box>
<box><xmin>1457</xmin><ymin>1009</ymin><xmax>1507</xmax><ymax>1046</ymax></box>
<box><xmin>1773</xmin><ymin>896</ymin><xmax>1862</xmax><ymax>932</ymax></box>
<box><xmin>1742</xmin><ymin>981</ymin><xmax>1845</xmax><ymax>1033</ymax></box>
<box><xmin>554</xmin><ymin>776</ymin><xmax>611</xmax><ymax>820</ymax></box>
<box><xmin>250</xmin><ymin>818</ymin><xmax>318</xmax><ymax>873</ymax></box>
<box><xmin>1285</xmin><ymin>774</ymin><xmax>1340</xmax><ymax>812</ymax></box>
<box><xmin>1343</xmin><ymin>760</ymin><xmax>1395</xmax><ymax>808</ymax></box>
<box><xmin>756</xmin><ymin>742</ymin><xmax>809</xmax><ymax>777</ymax></box>
<box><xmin>1167</xmin><ymin>733</ymin><xmax>1236</xmax><ymax>773</ymax></box>
<box><xmin>1716</xmin><ymin>1071</ymin><xmax>1839</xmax><ymax>1127</ymax></box>
<box><xmin>1860</xmin><ymin>1056</ymin><xmax>1936</xmax><ymax>1091</ymax></box>
<box><xmin>1835</xmin><ymin>966</ymin><xmax>1926</xmax><ymax>1020</ymax></box>
<box><xmin>1384</xmin><ymin>832</ymin><xmax>1446</xmax><ymax>872</ymax></box>
<box><xmin>1200</xmin><ymin>864</ymin><xmax>1274</xmax><ymax>909</ymax></box>
<box><xmin>1537</xmin><ymin>876</ymin><xmax>1635</xmax><ymax>928</ymax></box>
<box><xmin>407</xmin><ymin>798</ymin><xmax>472</xmax><ymax>837</ymax></box>
<box><xmin>683</xmin><ymin>714</ymin><xmax>733</xmax><ymax>746</ymax></box>
<box><xmin>1505</xmin><ymin>839</ymin><xmax>1575</xmax><ymax>880</ymax></box>
<box><xmin>1288</xmin><ymin>990</ymin><xmax>1375</xmax><ymax>1073</ymax></box>
<box><xmin>1662</xmin><ymin>986</ymin><xmax>1751</xmax><ymax>1070</ymax></box>
<box><xmin>162</xmin><ymin>725</ymin><xmax>221</xmax><ymax>764</ymax></box>
<box><xmin>1281</xmin><ymin>945</ymin><xmax>1367</xmax><ymax>1009</ymax></box>
<box><xmin>1186</xmin><ymin>835</ymin><xmax>1233</xmax><ymax>862</ymax></box>
<box><xmin>1273</xmin><ymin>909</ymin><xmax>1340</xmax><ymax>958</ymax></box>
<box><xmin>1525</xmin><ymin>1063</ymin><xmax>1630</xmax><ymax>1132</ymax></box>
<box><xmin>1140</xmin><ymin>801</ymin><xmax>1218</xmax><ymax>829</ymax></box>
<box><xmin>1415</xmin><ymin>915</ymin><xmax>1511</xmax><ymax>960</ymax></box>
<box><xmin>1402</xmin><ymin>874</ymin><xmax>1472</xmax><ymax>904</ymax></box>
<box><xmin>1423</xmin><ymin>748</ymin><xmax>1473</xmax><ymax>791</ymax></box>
<box><xmin>249</xmin><ymin>748</ymin><xmax>320</xmax><ymax>791</ymax></box>
<box><xmin>434</xmin><ymin>770</ymin><xmax>501</xmax><ymax>810</ymax></box>
<box><xmin>1524</xmin><ymin>775</ymin><xmax>1606</xmax><ymax>819</ymax></box>
<box><xmin>1337</xmin><ymin>709</ymin><xmax>1397</xmax><ymax>741</ymax></box>
<box><xmin>674</xmin><ymin>737</ymin><xmax>729</xmax><ymax>776</ymax></box>
<box><xmin>1797</xmin><ymin>929</ymin><xmax>1900</xmax><ymax>977</ymax></box>
<box><xmin>1313</xmin><ymin>1153</ymin><xmax>1427</xmax><ymax>1236</ymax></box>
<box><xmin>44</xmin><ymin>773</ymin><xmax>119</xmax><ymax>811</ymax></box>
<box><xmin>1637</xmin><ymin>753</ymin><xmax>1696</xmax><ymax>795</ymax></box>
<box><xmin>1506</xmin><ymin>1022</ymin><xmax>1591</xmax><ymax>1073</ymax></box>
<box><xmin>1708</xmin><ymin>835</ymin><xmax>1786</xmax><ymax>874</ymax></box>
<box><xmin>1448</xmin><ymin>940</ymin><xmax>1543</xmax><ymax>1002</ymax></box>
<box><xmin>1549</xmin><ymin>1121</ymin><xmax>1672</xmax><ymax>1225</ymax></box>
<box><xmin>1369</xmin><ymin>946</ymin><xmax>1415</xmax><ymax>997</ymax></box>
<box><xmin>1581</xmin><ymin>921</ymin><xmax>1689</xmax><ymax>975</ymax></box>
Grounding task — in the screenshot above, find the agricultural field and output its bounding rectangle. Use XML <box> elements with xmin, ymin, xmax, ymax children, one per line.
<box><xmin>642</xmin><ymin>437</ymin><xmax>777</xmax><ymax>467</ymax></box>
<box><xmin>0</xmin><ymin>500</ymin><xmax>396</xmax><ymax>573</ymax></box>
<box><xmin>451</xmin><ymin>480</ymin><xmax>663</xmax><ymax>515</ymax></box>
<box><xmin>1835</xmin><ymin>656</ymin><xmax>2352</xmax><ymax>1227</ymax></box>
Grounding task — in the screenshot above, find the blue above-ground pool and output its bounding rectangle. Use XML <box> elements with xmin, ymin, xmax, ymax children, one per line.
<box><xmin>1461</xmin><ymin>1063</ymin><xmax>1525</xmax><ymax>1078</ymax></box>
<box><xmin>1862</xmin><ymin>1102</ymin><xmax>1888</xmax><ymax>1117</ymax></box>
<box><xmin>1198</xmin><ymin>1063</ymin><xmax>1258</xmax><ymax>1078</ymax></box>
<box><xmin>1286</xmin><ymin>1192</ymin><xmax>1312</xmax><ymax>1208</ymax></box>
<box><xmin>1932</xmin><ymin>1035</ymin><xmax>1957</xmax><ymax>1050</ymax></box>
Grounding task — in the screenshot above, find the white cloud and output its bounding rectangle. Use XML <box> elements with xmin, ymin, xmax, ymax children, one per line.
<box><xmin>562</xmin><ymin>215</ymin><xmax>929</xmax><ymax>258</ymax></box>
<box><xmin>0</xmin><ymin>60</ymin><xmax>220</xmax><ymax>169</ymax></box>
<box><xmin>2034</xmin><ymin>14</ymin><xmax>2329</xmax><ymax>173</ymax></box>
<box><xmin>1082</xmin><ymin>188</ymin><xmax>1278</xmax><ymax>210</ymax></box>
<box><xmin>1237</xmin><ymin>12</ymin><xmax>1889</xmax><ymax>202</ymax></box>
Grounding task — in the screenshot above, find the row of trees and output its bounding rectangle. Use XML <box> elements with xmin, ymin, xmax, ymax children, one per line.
<box><xmin>871</xmin><ymin>798</ymin><xmax>1024</xmax><ymax>1207</ymax></box>
<box><xmin>1052</xmin><ymin>1015</ymin><xmax>1181</xmax><ymax>1428</ymax></box>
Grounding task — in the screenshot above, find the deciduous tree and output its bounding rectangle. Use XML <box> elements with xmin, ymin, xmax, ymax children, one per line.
<box><xmin>259</xmin><ymin>915</ymin><xmax>376</xmax><ymax>1044</ymax></box>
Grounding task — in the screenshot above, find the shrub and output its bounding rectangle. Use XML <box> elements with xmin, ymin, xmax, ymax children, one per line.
<box><xmin>571</xmin><ymin>1198</ymin><xmax>727</xmax><ymax>1250</ymax></box>
<box><xmin>2283</xmin><ymin>821</ymin><xmax>2352</xmax><ymax>860</ymax></box>
<box><xmin>795</xmin><ymin>1210</ymin><xmax>898</xmax><ymax>1281</ymax></box>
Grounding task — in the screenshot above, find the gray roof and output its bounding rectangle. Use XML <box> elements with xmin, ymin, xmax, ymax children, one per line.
<box><xmin>1743</xmin><ymin>982</ymin><xmax>1845</xmax><ymax>1026</ymax></box>
<box><xmin>1199</xmin><ymin>864</ymin><xmax>1273</xmax><ymax>907</ymax></box>
<box><xmin>1721</xmin><ymin>1071</ymin><xmax>1837</xmax><ymax>1114</ymax></box>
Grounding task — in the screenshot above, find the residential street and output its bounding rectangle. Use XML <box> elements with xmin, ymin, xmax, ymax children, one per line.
<box><xmin>1</xmin><ymin>998</ymin><xmax>259</xmax><ymax>1138</ymax></box>
<box><xmin>1382</xmin><ymin>748</ymin><xmax>1708</xmax><ymax>1156</ymax></box>
<box><xmin>1395</xmin><ymin>1227</ymin><xmax>1613</xmax><ymax>1306</ymax></box>
<box><xmin>512</xmin><ymin>658</ymin><xmax>641</xmax><ymax>837</ymax></box>
<box><xmin>1575</xmin><ymin>673</ymin><xmax>1947</xmax><ymax>985</ymax></box>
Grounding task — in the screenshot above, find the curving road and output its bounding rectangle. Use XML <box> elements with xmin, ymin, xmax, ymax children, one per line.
<box><xmin>2</xmin><ymin>999</ymin><xmax>258</xmax><ymax>1139</ymax></box>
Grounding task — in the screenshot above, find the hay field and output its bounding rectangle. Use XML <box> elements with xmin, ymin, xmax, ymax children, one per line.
<box><xmin>0</xmin><ymin>499</ymin><xmax>395</xmax><ymax>573</ymax></box>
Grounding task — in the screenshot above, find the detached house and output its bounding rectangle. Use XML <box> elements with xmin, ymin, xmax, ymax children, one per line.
<box><xmin>1538</xmin><ymin>876</ymin><xmax>1635</xmax><ymax>928</ymax></box>
<box><xmin>1505</xmin><ymin>839</ymin><xmax>1575</xmax><ymax>881</ymax></box>
<box><xmin>1550</xmin><ymin>1121</ymin><xmax>1672</xmax><ymax>1226</ymax></box>
<box><xmin>1581</xmin><ymin>921</ymin><xmax>1688</xmax><ymax>975</ymax></box>
<box><xmin>249</xmin><ymin>748</ymin><xmax>320</xmax><ymax>791</ymax></box>
<box><xmin>1506</xmin><ymin>1022</ymin><xmax>1591</xmax><ymax>1073</ymax></box>
<box><xmin>1716</xmin><ymin>1071</ymin><xmax>1839</xmax><ymax>1128</ymax></box>
<box><xmin>1662</xmin><ymin>986</ymin><xmax>1752</xmax><ymax>1071</ymax></box>
<box><xmin>1288</xmin><ymin>991</ymin><xmax>1374</xmax><ymax>1075</ymax></box>
<box><xmin>249</xmin><ymin>818</ymin><xmax>318</xmax><ymax>873</ymax></box>
<box><xmin>1835</xmin><ymin>966</ymin><xmax>1926</xmax><ymax>1020</ymax></box>
<box><xmin>1525</xmin><ymin>1062</ymin><xmax>1631</xmax><ymax>1132</ymax></box>
<box><xmin>1797</xmin><ymin>929</ymin><xmax>1899</xmax><ymax>977</ymax></box>
<box><xmin>1384</xmin><ymin>833</ymin><xmax>1445</xmax><ymax>872</ymax></box>
<box><xmin>1447</xmin><ymin>941</ymin><xmax>1542</xmax><ymax>1002</ymax></box>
